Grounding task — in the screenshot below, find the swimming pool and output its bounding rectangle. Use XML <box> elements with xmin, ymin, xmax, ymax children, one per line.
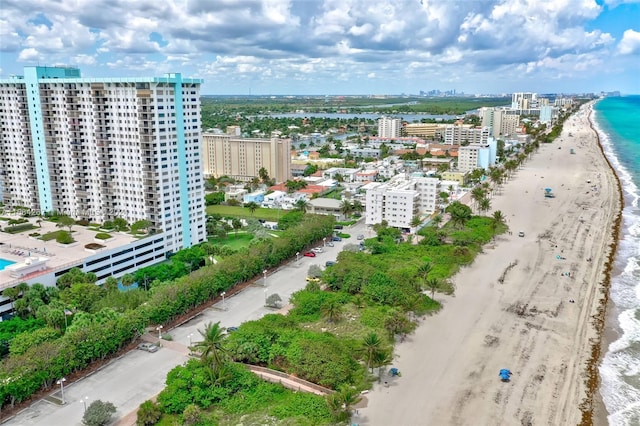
<box><xmin>0</xmin><ymin>258</ymin><xmax>16</xmax><ymax>271</ymax></box>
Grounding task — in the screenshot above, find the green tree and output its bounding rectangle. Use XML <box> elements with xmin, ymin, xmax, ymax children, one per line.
<box><xmin>340</xmin><ymin>200</ymin><xmax>352</xmax><ymax>218</ymax></box>
<box><xmin>121</xmin><ymin>274</ymin><xmax>135</xmax><ymax>288</ymax></box>
<box><xmin>136</xmin><ymin>400</ymin><xmax>162</xmax><ymax>426</ymax></box>
<box><xmin>293</xmin><ymin>198</ymin><xmax>309</xmax><ymax>213</ymax></box>
<box><xmin>361</xmin><ymin>332</ymin><xmax>383</xmax><ymax>373</ymax></box>
<box><xmin>416</xmin><ymin>262</ymin><xmax>432</xmax><ymax>292</ymax></box>
<box><xmin>130</xmin><ymin>220</ymin><xmax>152</xmax><ymax>234</ymax></box>
<box><xmin>57</xmin><ymin>215</ymin><xmax>75</xmax><ymax>232</ymax></box>
<box><xmin>478</xmin><ymin>197</ymin><xmax>491</xmax><ymax>215</ymax></box>
<box><xmin>445</xmin><ymin>201</ymin><xmax>472</xmax><ymax>229</ymax></box>
<box><xmin>103</xmin><ymin>277</ymin><xmax>118</xmax><ymax>292</ymax></box>
<box><xmin>491</xmin><ymin>210</ymin><xmax>506</xmax><ymax>241</ymax></box>
<box><xmin>426</xmin><ymin>277</ymin><xmax>440</xmax><ymax>300</ymax></box>
<box><xmin>244</xmin><ymin>201</ymin><xmax>259</xmax><ymax>215</ymax></box>
<box><xmin>182</xmin><ymin>404</ymin><xmax>202</xmax><ymax>426</ymax></box>
<box><xmin>112</xmin><ymin>217</ymin><xmax>129</xmax><ymax>232</ymax></box>
<box><xmin>231</xmin><ymin>218</ymin><xmax>242</xmax><ymax>238</ymax></box>
<box><xmin>258</xmin><ymin>167</ymin><xmax>270</xmax><ymax>185</ymax></box>
<box><xmin>83</xmin><ymin>400</ymin><xmax>116</xmax><ymax>426</ymax></box>
<box><xmin>192</xmin><ymin>322</ymin><xmax>229</xmax><ymax>373</ymax></box>
<box><xmin>411</xmin><ymin>215</ymin><xmax>422</xmax><ymax>228</ymax></box>
<box><xmin>321</xmin><ymin>299</ymin><xmax>343</xmax><ymax>323</ymax></box>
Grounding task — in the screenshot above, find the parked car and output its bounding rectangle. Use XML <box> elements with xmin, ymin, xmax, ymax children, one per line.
<box><xmin>518</xmin><ymin>231</ymin><xmax>525</xmax><ymax>237</ymax></box>
<box><xmin>312</xmin><ymin>247</ymin><xmax>323</xmax><ymax>253</ymax></box>
<box><xmin>332</xmin><ymin>236</ymin><xmax>342</xmax><ymax>242</ymax></box>
<box><xmin>334</xmin><ymin>225</ymin><xmax>344</xmax><ymax>230</ymax></box>
<box><xmin>357</xmin><ymin>234</ymin><xmax>364</xmax><ymax>240</ymax></box>
<box><xmin>326</xmin><ymin>242</ymin><xmax>335</xmax><ymax>247</ymax></box>
<box><xmin>137</xmin><ymin>343</ymin><xmax>159</xmax><ymax>353</ymax></box>
<box><xmin>226</xmin><ymin>326</ymin><xmax>239</xmax><ymax>333</ymax></box>
<box><xmin>306</xmin><ymin>276</ymin><xmax>320</xmax><ymax>283</ymax></box>
<box><xmin>325</xmin><ymin>261</ymin><xmax>336</xmax><ymax>267</ymax></box>
<box><xmin>303</xmin><ymin>252</ymin><xmax>316</xmax><ymax>257</ymax></box>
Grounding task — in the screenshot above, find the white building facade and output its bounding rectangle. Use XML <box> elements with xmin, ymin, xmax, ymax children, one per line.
<box><xmin>365</xmin><ymin>176</ymin><xmax>439</xmax><ymax>229</ymax></box>
<box><xmin>377</xmin><ymin>117</ymin><xmax>402</xmax><ymax>138</ymax></box>
<box><xmin>443</xmin><ymin>125</ymin><xmax>490</xmax><ymax>145</ymax></box>
<box><xmin>0</xmin><ymin>66</ymin><xmax>206</xmax><ymax>254</ymax></box>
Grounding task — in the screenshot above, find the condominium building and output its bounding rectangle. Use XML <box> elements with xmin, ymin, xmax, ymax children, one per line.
<box><xmin>443</xmin><ymin>124</ymin><xmax>490</xmax><ymax>145</ymax></box>
<box><xmin>0</xmin><ymin>66</ymin><xmax>206</xmax><ymax>253</ymax></box>
<box><xmin>365</xmin><ymin>176</ymin><xmax>439</xmax><ymax>229</ymax></box>
<box><xmin>377</xmin><ymin>117</ymin><xmax>402</xmax><ymax>138</ymax></box>
<box><xmin>479</xmin><ymin>108</ymin><xmax>521</xmax><ymax>138</ymax></box>
<box><xmin>201</xmin><ymin>133</ymin><xmax>291</xmax><ymax>183</ymax></box>
<box><xmin>457</xmin><ymin>138</ymin><xmax>498</xmax><ymax>173</ymax></box>
<box><xmin>403</xmin><ymin>122</ymin><xmax>444</xmax><ymax>139</ymax></box>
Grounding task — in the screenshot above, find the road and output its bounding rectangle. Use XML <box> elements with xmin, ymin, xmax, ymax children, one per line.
<box><xmin>5</xmin><ymin>220</ymin><xmax>368</xmax><ymax>426</ymax></box>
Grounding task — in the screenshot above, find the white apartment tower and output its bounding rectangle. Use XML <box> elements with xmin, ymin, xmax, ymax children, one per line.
<box><xmin>443</xmin><ymin>125</ymin><xmax>490</xmax><ymax>145</ymax></box>
<box><xmin>377</xmin><ymin>117</ymin><xmax>402</xmax><ymax>138</ymax></box>
<box><xmin>479</xmin><ymin>107</ymin><xmax>520</xmax><ymax>138</ymax></box>
<box><xmin>365</xmin><ymin>176</ymin><xmax>439</xmax><ymax>229</ymax></box>
<box><xmin>0</xmin><ymin>66</ymin><xmax>206</xmax><ymax>253</ymax></box>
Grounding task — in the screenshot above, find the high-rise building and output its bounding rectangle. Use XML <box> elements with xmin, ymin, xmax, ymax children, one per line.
<box><xmin>201</xmin><ymin>133</ymin><xmax>291</xmax><ymax>183</ymax></box>
<box><xmin>479</xmin><ymin>108</ymin><xmax>520</xmax><ymax>138</ymax></box>
<box><xmin>0</xmin><ymin>66</ymin><xmax>206</xmax><ymax>253</ymax></box>
<box><xmin>443</xmin><ymin>125</ymin><xmax>490</xmax><ymax>145</ymax></box>
<box><xmin>377</xmin><ymin>117</ymin><xmax>402</xmax><ymax>138</ymax></box>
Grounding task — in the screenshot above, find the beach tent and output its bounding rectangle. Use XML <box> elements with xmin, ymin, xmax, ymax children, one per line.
<box><xmin>499</xmin><ymin>369</ymin><xmax>512</xmax><ymax>382</ymax></box>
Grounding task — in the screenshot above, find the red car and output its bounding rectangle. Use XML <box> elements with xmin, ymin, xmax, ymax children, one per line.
<box><xmin>303</xmin><ymin>252</ymin><xmax>316</xmax><ymax>257</ymax></box>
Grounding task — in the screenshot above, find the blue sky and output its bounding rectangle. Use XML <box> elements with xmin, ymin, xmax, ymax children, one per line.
<box><xmin>1</xmin><ymin>0</ymin><xmax>639</xmax><ymax>95</ymax></box>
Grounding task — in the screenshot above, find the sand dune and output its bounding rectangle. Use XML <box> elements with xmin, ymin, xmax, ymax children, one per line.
<box><xmin>358</xmin><ymin>102</ymin><xmax>619</xmax><ymax>426</ymax></box>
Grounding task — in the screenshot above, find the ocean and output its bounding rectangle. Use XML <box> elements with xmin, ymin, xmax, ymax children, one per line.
<box><xmin>594</xmin><ymin>95</ymin><xmax>640</xmax><ymax>426</ymax></box>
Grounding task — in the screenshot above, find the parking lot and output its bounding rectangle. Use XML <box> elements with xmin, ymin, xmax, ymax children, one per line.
<box><xmin>5</xmin><ymin>221</ymin><xmax>368</xmax><ymax>426</ymax></box>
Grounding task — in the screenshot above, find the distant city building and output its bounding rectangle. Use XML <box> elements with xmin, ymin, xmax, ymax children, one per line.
<box><xmin>202</xmin><ymin>133</ymin><xmax>291</xmax><ymax>183</ymax></box>
<box><xmin>377</xmin><ymin>117</ymin><xmax>402</xmax><ymax>138</ymax></box>
<box><xmin>0</xmin><ymin>66</ymin><xmax>205</xmax><ymax>253</ymax></box>
<box><xmin>365</xmin><ymin>176</ymin><xmax>440</xmax><ymax>229</ymax></box>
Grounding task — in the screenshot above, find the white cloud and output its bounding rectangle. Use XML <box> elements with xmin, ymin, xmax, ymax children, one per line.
<box><xmin>18</xmin><ymin>47</ymin><xmax>40</xmax><ymax>61</ymax></box>
<box><xmin>618</xmin><ymin>29</ymin><xmax>640</xmax><ymax>55</ymax></box>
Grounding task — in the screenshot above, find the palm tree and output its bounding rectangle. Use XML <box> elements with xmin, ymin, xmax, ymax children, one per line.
<box><xmin>321</xmin><ymin>299</ymin><xmax>343</xmax><ymax>323</ymax></box>
<box><xmin>491</xmin><ymin>210</ymin><xmax>506</xmax><ymax>241</ymax></box>
<box><xmin>410</xmin><ymin>215</ymin><xmax>422</xmax><ymax>229</ymax></box>
<box><xmin>2</xmin><ymin>287</ymin><xmax>20</xmax><ymax>310</ymax></box>
<box><xmin>478</xmin><ymin>197</ymin><xmax>491</xmax><ymax>215</ymax></box>
<box><xmin>431</xmin><ymin>214</ymin><xmax>442</xmax><ymax>228</ymax></box>
<box><xmin>351</xmin><ymin>200</ymin><xmax>364</xmax><ymax>214</ymax></box>
<box><xmin>361</xmin><ymin>332</ymin><xmax>383</xmax><ymax>373</ymax></box>
<box><xmin>340</xmin><ymin>200</ymin><xmax>352</xmax><ymax>218</ymax></box>
<box><xmin>372</xmin><ymin>350</ymin><xmax>393</xmax><ymax>383</ymax></box>
<box><xmin>426</xmin><ymin>277</ymin><xmax>440</xmax><ymax>300</ymax></box>
<box><xmin>446</xmin><ymin>201</ymin><xmax>472</xmax><ymax>229</ymax></box>
<box><xmin>470</xmin><ymin>187</ymin><xmax>486</xmax><ymax>213</ymax></box>
<box><xmin>232</xmin><ymin>218</ymin><xmax>242</xmax><ymax>237</ymax></box>
<box><xmin>192</xmin><ymin>322</ymin><xmax>229</xmax><ymax>373</ymax></box>
<box><xmin>416</xmin><ymin>262</ymin><xmax>432</xmax><ymax>291</ymax></box>
<box><xmin>293</xmin><ymin>198</ymin><xmax>308</xmax><ymax>213</ymax></box>
<box><xmin>244</xmin><ymin>201</ymin><xmax>259</xmax><ymax>216</ymax></box>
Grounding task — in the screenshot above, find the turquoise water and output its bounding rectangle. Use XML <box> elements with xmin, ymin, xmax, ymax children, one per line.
<box><xmin>594</xmin><ymin>95</ymin><xmax>640</xmax><ymax>425</ymax></box>
<box><xmin>0</xmin><ymin>258</ymin><xmax>16</xmax><ymax>270</ymax></box>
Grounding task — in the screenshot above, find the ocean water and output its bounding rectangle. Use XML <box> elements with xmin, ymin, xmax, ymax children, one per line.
<box><xmin>594</xmin><ymin>95</ymin><xmax>640</xmax><ymax>426</ymax></box>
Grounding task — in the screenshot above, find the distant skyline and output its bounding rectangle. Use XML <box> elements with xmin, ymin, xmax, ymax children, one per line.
<box><xmin>1</xmin><ymin>0</ymin><xmax>639</xmax><ymax>95</ymax></box>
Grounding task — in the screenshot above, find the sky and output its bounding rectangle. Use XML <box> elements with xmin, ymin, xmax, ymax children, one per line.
<box><xmin>1</xmin><ymin>0</ymin><xmax>639</xmax><ymax>95</ymax></box>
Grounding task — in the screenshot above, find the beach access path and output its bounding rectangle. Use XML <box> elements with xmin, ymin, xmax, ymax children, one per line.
<box><xmin>359</xmin><ymin>102</ymin><xmax>619</xmax><ymax>426</ymax></box>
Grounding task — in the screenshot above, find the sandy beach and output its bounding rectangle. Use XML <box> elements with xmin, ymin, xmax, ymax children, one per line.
<box><xmin>358</xmin><ymin>102</ymin><xmax>620</xmax><ymax>426</ymax></box>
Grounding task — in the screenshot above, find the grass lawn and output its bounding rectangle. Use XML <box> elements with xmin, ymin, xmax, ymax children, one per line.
<box><xmin>40</xmin><ymin>230</ymin><xmax>70</xmax><ymax>241</ymax></box>
<box><xmin>206</xmin><ymin>205</ymin><xmax>283</xmax><ymax>221</ymax></box>
<box><xmin>209</xmin><ymin>232</ymin><xmax>255</xmax><ymax>250</ymax></box>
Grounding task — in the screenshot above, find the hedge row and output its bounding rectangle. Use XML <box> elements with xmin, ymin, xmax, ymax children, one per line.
<box><xmin>0</xmin><ymin>215</ymin><xmax>335</xmax><ymax>411</ymax></box>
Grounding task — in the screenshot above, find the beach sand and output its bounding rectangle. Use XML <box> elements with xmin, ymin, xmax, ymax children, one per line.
<box><xmin>357</xmin><ymin>102</ymin><xmax>620</xmax><ymax>426</ymax></box>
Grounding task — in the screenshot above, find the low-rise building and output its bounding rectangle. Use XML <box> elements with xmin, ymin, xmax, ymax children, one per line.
<box><xmin>308</xmin><ymin>198</ymin><xmax>344</xmax><ymax>220</ymax></box>
<box><xmin>365</xmin><ymin>176</ymin><xmax>440</xmax><ymax>229</ymax></box>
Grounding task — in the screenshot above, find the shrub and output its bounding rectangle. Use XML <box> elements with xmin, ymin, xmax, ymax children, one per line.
<box><xmin>83</xmin><ymin>400</ymin><xmax>116</xmax><ymax>426</ymax></box>
<box><xmin>76</xmin><ymin>219</ymin><xmax>90</xmax><ymax>226</ymax></box>
<box><xmin>29</xmin><ymin>233</ymin><xmax>40</xmax><ymax>237</ymax></box>
<box><xmin>95</xmin><ymin>233</ymin><xmax>112</xmax><ymax>240</ymax></box>
<box><xmin>136</xmin><ymin>400</ymin><xmax>162</xmax><ymax>426</ymax></box>
<box><xmin>55</xmin><ymin>231</ymin><xmax>74</xmax><ymax>244</ymax></box>
<box><xmin>85</xmin><ymin>243</ymin><xmax>105</xmax><ymax>250</ymax></box>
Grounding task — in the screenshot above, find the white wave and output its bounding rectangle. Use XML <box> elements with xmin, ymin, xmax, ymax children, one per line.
<box><xmin>594</xmin><ymin>102</ymin><xmax>640</xmax><ymax>424</ymax></box>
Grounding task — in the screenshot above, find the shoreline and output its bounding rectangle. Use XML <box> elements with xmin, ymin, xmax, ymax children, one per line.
<box><xmin>359</xmin><ymin>101</ymin><xmax>621</xmax><ymax>426</ymax></box>
<box><xmin>578</xmin><ymin>101</ymin><xmax>624</xmax><ymax>425</ymax></box>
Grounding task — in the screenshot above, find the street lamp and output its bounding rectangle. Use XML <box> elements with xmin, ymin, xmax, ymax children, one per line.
<box><xmin>323</xmin><ymin>237</ymin><xmax>326</xmax><ymax>247</ymax></box>
<box><xmin>82</xmin><ymin>396</ymin><xmax>89</xmax><ymax>413</ymax></box>
<box><xmin>296</xmin><ymin>252</ymin><xmax>300</xmax><ymax>263</ymax></box>
<box><xmin>188</xmin><ymin>333</ymin><xmax>193</xmax><ymax>346</ymax></box>
<box><xmin>156</xmin><ymin>325</ymin><xmax>163</xmax><ymax>340</ymax></box>
<box><xmin>264</xmin><ymin>288</ymin><xmax>268</xmax><ymax>306</ymax></box>
<box><xmin>263</xmin><ymin>269</ymin><xmax>267</xmax><ymax>287</ymax></box>
<box><xmin>57</xmin><ymin>377</ymin><xmax>67</xmax><ymax>404</ymax></box>
<box><xmin>221</xmin><ymin>292</ymin><xmax>226</xmax><ymax>310</ymax></box>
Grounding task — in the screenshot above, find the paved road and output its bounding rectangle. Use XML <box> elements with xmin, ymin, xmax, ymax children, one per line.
<box><xmin>5</xmin><ymin>221</ymin><xmax>368</xmax><ymax>426</ymax></box>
